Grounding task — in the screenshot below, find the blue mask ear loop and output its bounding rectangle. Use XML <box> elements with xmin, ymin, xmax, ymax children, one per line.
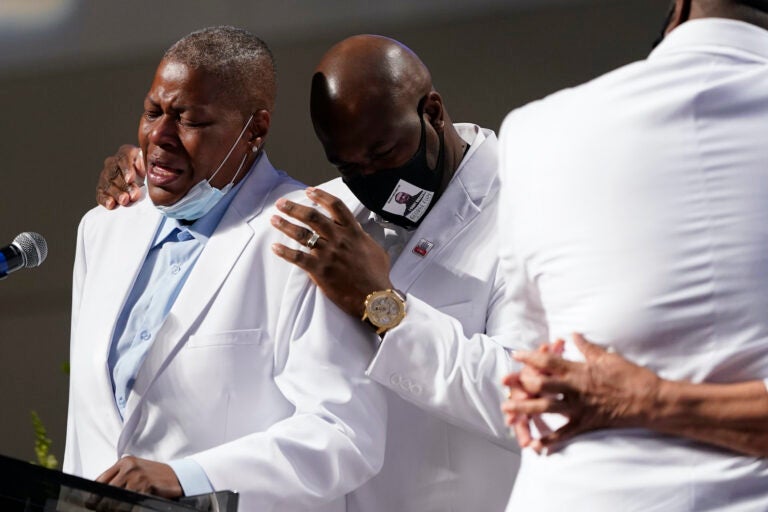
<box><xmin>226</xmin><ymin>151</ymin><xmax>250</xmax><ymax>188</ymax></box>
<box><xmin>206</xmin><ymin>113</ymin><xmax>255</xmax><ymax>185</ymax></box>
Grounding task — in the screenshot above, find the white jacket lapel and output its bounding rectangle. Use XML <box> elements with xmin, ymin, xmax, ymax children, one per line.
<box><xmin>390</xmin><ymin>129</ymin><xmax>499</xmax><ymax>292</ymax></box>
<box><xmin>80</xmin><ymin>200</ymin><xmax>161</xmax><ymax>429</ymax></box>
<box><xmin>118</xmin><ymin>158</ymin><xmax>283</xmax><ymax>449</ymax></box>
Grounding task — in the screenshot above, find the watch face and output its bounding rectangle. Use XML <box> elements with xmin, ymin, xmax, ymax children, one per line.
<box><xmin>369</xmin><ymin>295</ymin><xmax>402</xmax><ymax>327</ymax></box>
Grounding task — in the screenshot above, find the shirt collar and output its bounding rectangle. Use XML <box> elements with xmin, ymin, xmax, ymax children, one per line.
<box><xmin>452</xmin><ymin>123</ymin><xmax>485</xmax><ymax>178</ymax></box>
<box><xmin>650</xmin><ymin>17</ymin><xmax>768</xmax><ymax>63</ymax></box>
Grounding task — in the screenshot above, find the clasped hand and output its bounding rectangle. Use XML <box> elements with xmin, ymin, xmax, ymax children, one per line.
<box><xmin>502</xmin><ymin>333</ymin><xmax>662</xmax><ymax>453</ymax></box>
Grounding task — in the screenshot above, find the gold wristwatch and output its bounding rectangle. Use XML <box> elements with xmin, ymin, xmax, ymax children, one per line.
<box><xmin>362</xmin><ymin>289</ymin><xmax>406</xmax><ymax>335</ymax></box>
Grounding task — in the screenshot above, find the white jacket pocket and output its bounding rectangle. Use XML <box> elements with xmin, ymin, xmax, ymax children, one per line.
<box><xmin>185</xmin><ymin>329</ymin><xmax>265</xmax><ymax>348</ymax></box>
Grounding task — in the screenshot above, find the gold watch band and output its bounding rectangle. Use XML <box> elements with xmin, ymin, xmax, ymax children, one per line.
<box><xmin>362</xmin><ymin>289</ymin><xmax>406</xmax><ymax>335</ymax></box>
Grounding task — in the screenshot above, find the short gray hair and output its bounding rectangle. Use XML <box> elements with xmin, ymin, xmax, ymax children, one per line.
<box><xmin>164</xmin><ymin>26</ymin><xmax>276</xmax><ymax>113</ymax></box>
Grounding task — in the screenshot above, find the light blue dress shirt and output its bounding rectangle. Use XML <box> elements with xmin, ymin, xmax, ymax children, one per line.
<box><xmin>108</xmin><ymin>176</ymin><xmax>246</xmax><ymax>496</ymax></box>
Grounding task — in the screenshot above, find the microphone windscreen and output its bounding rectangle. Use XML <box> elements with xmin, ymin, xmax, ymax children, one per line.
<box><xmin>12</xmin><ymin>232</ymin><xmax>48</xmax><ymax>268</ymax></box>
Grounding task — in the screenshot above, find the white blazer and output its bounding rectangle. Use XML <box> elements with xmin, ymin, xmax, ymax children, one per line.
<box><xmin>320</xmin><ymin>125</ymin><xmax>522</xmax><ymax>512</ymax></box>
<box><xmin>65</xmin><ymin>154</ymin><xmax>387</xmax><ymax>512</ymax></box>
<box><xmin>499</xmin><ymin>18</ymin><xmax>768</xmax><ymax>512</ymax></box>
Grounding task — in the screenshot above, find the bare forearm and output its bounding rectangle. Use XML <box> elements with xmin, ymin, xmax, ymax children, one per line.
<box><xmin>507</xmin><ymin>336</ymin><xmax>768</xmax><ymax>457</ymax></box>
<box><xmin>651</xmin><ymin>379</ymin><xmax>768</xmax><ymax>456</ymax></box>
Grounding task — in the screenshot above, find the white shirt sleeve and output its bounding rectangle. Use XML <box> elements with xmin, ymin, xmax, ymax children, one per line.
<box><xmin>366</xmin><ymin>292</ymin><xmax>519</xmax><ymax>447</ymax></box>
<box><xmin>169</xmin><ymin>458</ymin><xmax>213</xmax><ymax>496</ymax></box>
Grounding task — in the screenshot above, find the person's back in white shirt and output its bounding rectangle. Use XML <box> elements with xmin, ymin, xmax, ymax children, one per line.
<box><xmin>499</xmin><ymin>17</ymin><xmax>768</xmax><ymax>512</ymax></box>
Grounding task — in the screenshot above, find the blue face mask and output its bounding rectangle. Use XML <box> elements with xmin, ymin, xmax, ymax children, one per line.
<box><xmin>154</xmin><ymin>114</ymin><xmax>254</xmax><ymax>221</ymax></box>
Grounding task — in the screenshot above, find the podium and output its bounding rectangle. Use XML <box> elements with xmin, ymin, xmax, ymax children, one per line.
<box><xmin>0</xmin><ymin>454</ymin><xmax>238</xmax><ymax>511</ymax></box>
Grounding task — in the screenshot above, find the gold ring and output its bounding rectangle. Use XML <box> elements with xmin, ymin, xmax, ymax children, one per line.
<box><xmin>306</xmin><ymin>232</ymin><xmax>320</xmax><ymax>249</ymax></box>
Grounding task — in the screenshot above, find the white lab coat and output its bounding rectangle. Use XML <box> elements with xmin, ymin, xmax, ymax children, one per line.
<box><xmin>499</xmin><ymin>18</ymin><xmax>768</xmax><ymax>512</ymax></box>
<box><xmin>65</xmin><ymin>153</ymin><xmax>387</xmax><ymax>512</ymax></box>
<box><xmin>321</xmin><ymin>125</ymin><xmax>522</xmax><ymax>512</ymax></box>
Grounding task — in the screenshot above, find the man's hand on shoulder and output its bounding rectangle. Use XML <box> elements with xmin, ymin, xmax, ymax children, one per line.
<box><xmin>96</xmin><ymin>145</ymin><xmax>145</xmax><ymax>209</ymax></box>
<box><xmin>271</xmin><ymin>186</ymin><xmax>393</xmax><ymax>318</ymax></box>
<box><xmin>95</xmin><ymin>455</ymin><xmax>183</xmax><ymax>498</ymax></box>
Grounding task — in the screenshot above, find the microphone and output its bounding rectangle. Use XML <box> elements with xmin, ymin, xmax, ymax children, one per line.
<box><xmin>0</xmin><ymin>232</ymin><xmax>48</xmax><ymax>279</ymax></box>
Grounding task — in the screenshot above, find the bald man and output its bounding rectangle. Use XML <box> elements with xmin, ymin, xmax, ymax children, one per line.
<box><xmin>97</xmin><ymin>35</ymin><xmax>520</xmax><ymax>511</ymax></box>
<box><xmin>271</xmin><ymin>35</ymin><xmax>520</xmax><ymax>511</ymax></box>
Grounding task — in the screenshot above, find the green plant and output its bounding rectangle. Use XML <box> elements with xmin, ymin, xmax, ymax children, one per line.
<box><xmin>30</xmin><ymin>411</ymin><xmax>58</xmax><ymax>470</ymax></box>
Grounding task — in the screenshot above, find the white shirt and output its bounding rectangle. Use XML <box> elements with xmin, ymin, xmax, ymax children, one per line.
<box><xmin>498</xmin><ymin>18</ymin><xmax>768</xmax><ymax>512</ymax></box>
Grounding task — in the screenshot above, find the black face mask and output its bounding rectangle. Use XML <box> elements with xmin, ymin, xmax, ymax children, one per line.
<box><xmin>343</xmin><ymin>107</ymin><xmax>446</xmax><ymax>229</ymax></box>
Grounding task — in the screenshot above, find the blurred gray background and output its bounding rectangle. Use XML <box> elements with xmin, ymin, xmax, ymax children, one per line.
<box><xmin>0</xmin><ymin>0</ymin><xmax>667</xmax><ymax>465</ymax></box>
